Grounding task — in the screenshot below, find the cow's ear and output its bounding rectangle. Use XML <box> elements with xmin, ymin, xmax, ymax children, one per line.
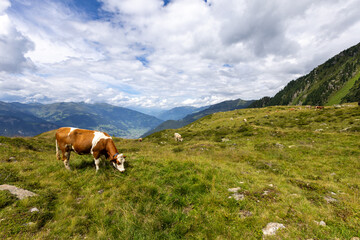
<box><xmin>110</xmin><ymin>159</ymin><xmax>116</xmax><ymax>163</ymax></box>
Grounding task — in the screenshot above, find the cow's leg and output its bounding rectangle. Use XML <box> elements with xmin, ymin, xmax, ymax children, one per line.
<box><xmin>55</xmin><ymin>140</ymin><xmax>61</xmax><ymax>160</ymax></box>
<box><xmin>63</xmin><ymin>144</ymin><xmax>72</xmax><ymax>171</ymax></box>
<box><xmin>93</xmin><ymin>152</ymin><xmax>101</xmax><ymax>172</ymax></box>
<box><xmin>94</xmin><ymin>158</ymin><xmax>101</xmax><ymax>172</ymax></box>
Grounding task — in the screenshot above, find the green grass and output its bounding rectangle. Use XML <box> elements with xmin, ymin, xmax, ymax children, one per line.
<box><xmin>326</xmin><ymin>71</ymin><xmax>360</xmax><ymax>105</ymax></box>
<box><xmin>0</xmin><ymin>104</ymin><xmax>359</xmax><ymax>239</ymax></box>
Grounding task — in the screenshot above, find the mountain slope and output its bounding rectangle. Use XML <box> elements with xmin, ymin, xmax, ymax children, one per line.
<box><xmin>249</xmin><ymin>42</ymin><xmax>360</xmax><ymax>107</ymax></box>
<box><xmin>156</xmin><ymin>106</ymin><xmax>208</xmax><ymax>121</ymax></box>
<box><xmin>0</xmin><ymin>102</ymin><xmax>58</xmax><ymax>137</ymax></box>
<box><xmin>142</xmin><ymin>98</ymin><xmax>254</xmax><ymax>137</ymax></box>
<box><xmin>1</xmin><ymin>102</ymin><xmax>163</xmax><ymax>138</ymax></box>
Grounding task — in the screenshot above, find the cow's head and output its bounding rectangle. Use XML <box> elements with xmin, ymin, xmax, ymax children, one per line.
<box><xmin>111</xmin><ymin>153</ymin><xmax>126</xmax><ymax>172</ymax></box>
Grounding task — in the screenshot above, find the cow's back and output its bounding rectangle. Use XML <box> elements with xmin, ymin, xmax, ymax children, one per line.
<box><xmin>56</xmin><ymin>127</ymin><xmax>94</xmax><ymax>154</ymax></box>
<box><xmin>55</xmin><ymin>127</ymin><xmax>73</xmax><ymax>144</ymax></box>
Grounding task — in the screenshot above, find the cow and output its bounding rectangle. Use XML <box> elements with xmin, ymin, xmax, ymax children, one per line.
<box><xmin>55</xmin><ymin>127</ymin><xmax>126</xmax><ymax>172</ymax></box>
<box><xmin>174</xmin><ymin>133</ymin><xmax>183</xmax><ymax>142</ymax></box>
<box><xmin>315</xmin><ymin>106</ymin><xmax>324</xmax><ymax>110</ymax></box>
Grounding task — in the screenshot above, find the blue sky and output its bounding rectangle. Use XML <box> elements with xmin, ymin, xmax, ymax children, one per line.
<box><xmin>1</xmin><ymin>0</ymin><xmax>360</xmax><ymax>109</ymax></box>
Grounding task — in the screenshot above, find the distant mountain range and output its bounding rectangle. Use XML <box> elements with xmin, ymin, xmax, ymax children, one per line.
<box><xmin>142</xmin><ymin>98</ymin><xmax>254</xmax><ymax>137</ymax></box>
<box><xmin>0</xmin><ymin>102</ymin><xmax>58</xmax><ymax>137</ymax></box>
<box><xmin>250</xmin><ymin>42</ymin><xmax>360</xmax><ymax>108</ymax></box>
<box><xmin>0</xmin><ymin>102</ymin><xmax>163</xmax><ymax>138</ymax></box>
<box><xmin>155</xmin><ymin>106</ymin><xmax>208</xmax><ymax>121</ymax></box>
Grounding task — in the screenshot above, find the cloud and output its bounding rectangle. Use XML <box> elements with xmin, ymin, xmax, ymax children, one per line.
<box><xmin>0</xmin><ymin>1</ymin><xmax>35</xmax><ymax>73</ymax></box>
<box><xmin>0</xmin><ymin>0</ymin><xmax>360</xmax><ymax>109</ymax></box>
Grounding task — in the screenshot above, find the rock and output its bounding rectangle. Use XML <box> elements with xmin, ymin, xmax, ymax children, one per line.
<box><xmin>275</xmin><ymin>143</ymin><xmax>284</xmax><ymax>148</ymax></box>
<box><xmin>7</xmin><ymin>157</ymin><xmax>17</xmax><ymax>162</ymax></box>
<box><xmin>262</xmin><ymin>222</ymin><xmax>285</xmax><ymax>236</ymax></box>
<box><xmin>76</xmin><ymin>196</ymin><xmax>84</xmax><ymax>204</ymax></box>
<box><xmin>228</xmin><ymin>187</ymin><xmax>241</xmax><ymax>193</ymax></box>
<box><xmin>314</xmin><ymin>220</ymin><xmax>326</xmax><ymax>226</ymax></box>
<box><xmin>262</xmin><ymin>190</ymin><xmax>269</xmax><ymax>196</ymax></box>
<box><xmin>268</xmin><ymin>184</ymin><xmax>274</xmax><ymax>187</ymax></box>
<box><xmin>228</xmin><ymin>188</ymin><xmax>244</xmax><ymax>200</ymax></box>
<box><xmin>229</xmin><ymin>193</ymin><xmax>245</xmax><ymax>201</ymax></box>
<box><xmin>30</xmin><ymin>207</ymin><xmax>39</xmax><ymax>213</ymax></box>
<box><xmin>221</xmin><ymin>138</ymin><xmax>230</xmax><ymax>142</ymax></box>
<box><xmin>98</xmin><ymin>189</ymin><xmax>104</xmax><ymax>194</ymax></box>
<box><xmin>25</xmin><ymin>222</ymin><xmax>36</xmax><ymax>226</ymax></box>
<box><xmin>324</xmin><ymin>196</ymin><xmax>337</xmax><ymax>203</ymax></box>
<box><xmin>314</xmin><ymin>129</ymin><xmax>323</xmax><ymax>132</ymax></box>
<box><xmin>239</xmin><ymin>210</ymin><xmax>252</xmax><ymax>218</ymax></box>
<box><xmin>351</xmin><ymin>237</ymin><xmax>360</xmax><ymax>240</ymax></box>
<box><xmin>0</xmin><ymin>184</ymin><xmax>37</xmax><ymax>199</ymax></box>
<box><xmin>340</xmin><ymin>127</ymin><xmax>351</xmax><ymax>132</ymax></box>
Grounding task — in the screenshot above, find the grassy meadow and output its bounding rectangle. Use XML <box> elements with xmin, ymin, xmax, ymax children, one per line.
<box><xmin>0</xmin><ymin>104</ymin><xmax>359</xmax><ymax>239</ymax></box>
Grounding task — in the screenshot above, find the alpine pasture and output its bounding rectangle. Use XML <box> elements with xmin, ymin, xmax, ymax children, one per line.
<box><xmin>0</xmin><ymin>104</ymin><xmax>359</xmax><ymax>239</ymax></box>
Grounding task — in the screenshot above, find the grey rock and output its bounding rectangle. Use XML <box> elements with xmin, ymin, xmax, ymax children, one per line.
<box><xmin>262</xmin><ymin>222</ymin><xmax>285</xmax><ymax>236</ymax></box>
<box><xmin>30</xmin><ymin>207</ymin><xmax>39</xmax><ymax>213</ymax></box>
<box><xmin>0</xmin><ymin>184</ymin><xmax>37</xmax><ymax>199</ymax></box>
<box><xmin>324</xmin><ymin>196</ymin><xmax>337</xmax><ymax>203</ymax></box>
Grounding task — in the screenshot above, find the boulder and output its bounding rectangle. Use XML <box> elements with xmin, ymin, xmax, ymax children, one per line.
<box><xmin>0</xmin><ymin>184</ymin><xmax>37</xmax><ymax>200</ymax></box>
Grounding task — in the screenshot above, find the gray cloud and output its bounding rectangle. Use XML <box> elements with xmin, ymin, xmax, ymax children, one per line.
<box><xmin>0</xmin><ymin>17</ymin><xmax>35</xmax><ymax>73</ymax></box>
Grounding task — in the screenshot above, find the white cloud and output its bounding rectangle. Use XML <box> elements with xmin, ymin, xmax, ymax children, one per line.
<box><xmin>0</xmin><ymin>0</ymin><xmax>10</xmax><ymax>12</ymax></box>
<box><xmin>0</xmin><ymin>0</ymin><xmax>360</xmax><ymax>109</ymax></box>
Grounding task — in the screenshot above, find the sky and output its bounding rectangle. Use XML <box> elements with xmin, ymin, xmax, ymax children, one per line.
<box><xmin>1</xmin><ymin>0</ymin><xmax>360</xmax><ymax>110</ymax></box>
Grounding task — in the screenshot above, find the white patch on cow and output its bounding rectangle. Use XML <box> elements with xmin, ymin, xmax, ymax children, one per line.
<box><xmin>91</xmin><ymin>131</ymin><xmax>111</xmax><ymax>154</ymax></box>
<box><xmin>68</xmin><ymin>127</ymin><xmax>78</xmax><ymax>136</ymax></box>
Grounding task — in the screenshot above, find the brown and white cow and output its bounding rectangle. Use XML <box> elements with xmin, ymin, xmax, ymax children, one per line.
<box><xmin>55</xmin><ymin>127</ymin><xmax>126</xmax><ymax>172</ymax></box>
<box><xmin>174</xmin><ymin>133</ymin><xmax>183</xmax><ymax>142</ymax></box>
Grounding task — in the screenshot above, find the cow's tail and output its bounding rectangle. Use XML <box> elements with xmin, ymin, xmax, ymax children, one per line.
<box><xmin>56</xmin><ymin>139</ymin><xmax>61</xmax><ymax>160</ymax></box>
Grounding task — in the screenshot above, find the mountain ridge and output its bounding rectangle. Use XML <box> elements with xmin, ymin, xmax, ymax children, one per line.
<box><xmin>155</xmin><ymin>106</ymin><xmax>209</xmax><ymax>121</ymax></box>
<box><xmin>249</xmin><ymin>42</ymin><xmax>360</xmax><ymax>108</ymax></box>
<box><xmin>142</xmin><ymin>98</ymin><xmax>254</xmax><ymax>137</ymax></box>
<box><xmin>0</xmin><ymin>102</ymin><xmax>163</xmax><ymax>138</ymax></box>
